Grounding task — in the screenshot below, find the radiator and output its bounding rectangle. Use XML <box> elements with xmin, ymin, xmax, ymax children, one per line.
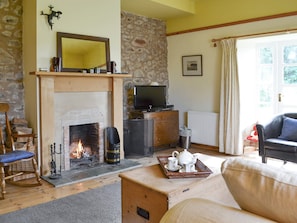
<box><xmin>187</xmin><ymin>111</ymin><xmax>219</xmax><ymax>147</ymax></box>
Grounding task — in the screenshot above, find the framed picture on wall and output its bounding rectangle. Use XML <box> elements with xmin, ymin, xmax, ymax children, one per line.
<box><xmin>182</xmin><ymin>55</ymin><xmax>203</xmax><ymax>76</ymax></box>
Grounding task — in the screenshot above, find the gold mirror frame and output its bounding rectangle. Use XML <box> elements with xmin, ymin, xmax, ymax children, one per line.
<box><xmin>57</xmin><ymin>32</ymin><xmax>110</xmax><ymax>72</ymax></box>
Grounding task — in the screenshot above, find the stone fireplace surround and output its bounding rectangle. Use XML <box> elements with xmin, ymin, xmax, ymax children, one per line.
<box><xmin>59</xmin><ymin>107</ymin><xmax>104</xmax><ymax>171</ymax></box>
<box><xmin>31</xmin><ymin>72</ymin><xmax>131</xmax><ymax>176</ymax></box>
<box><xmin>55</xmin><ymin>91</ymin><xmax>109</xmax><ymax>172</ymax></box>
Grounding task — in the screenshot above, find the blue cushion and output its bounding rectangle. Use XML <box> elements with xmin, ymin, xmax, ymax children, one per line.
<box><xmin>0</xmin><ymin>150</ymin><xmax>34</xmax><ymax>163</ymax></box>
<box><xmin>278</xmin><ymin>117</ymin><xmax>297</xmax><ymax>141</ymax></box>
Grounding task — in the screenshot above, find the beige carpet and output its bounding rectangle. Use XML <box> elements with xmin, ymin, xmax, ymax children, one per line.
<box><xmin>242</xmin><ymin>150</ymin><xmax>297</xmax><ymax>173</ymax></box>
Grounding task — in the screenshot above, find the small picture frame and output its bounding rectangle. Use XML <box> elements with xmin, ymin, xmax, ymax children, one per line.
<box><xmin>182</xmin><ymin>55</ymin><xmax>203</xmax><ymax>76</ymax></box>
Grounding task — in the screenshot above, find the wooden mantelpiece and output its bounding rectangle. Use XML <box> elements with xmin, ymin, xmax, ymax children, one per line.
<box><xmin>30</xmin><ymin>72</ymin><xmax>131</xmax><ymax>176</ymax></box>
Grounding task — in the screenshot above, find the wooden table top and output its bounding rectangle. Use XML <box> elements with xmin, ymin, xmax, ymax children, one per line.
<box><xmin>119</xmin><ymin>164</ymin><xmax>215</xmax><ymax>195</ymax></box>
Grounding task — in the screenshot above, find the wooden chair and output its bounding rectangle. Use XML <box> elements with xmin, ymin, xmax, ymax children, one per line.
<box><xmin>0</xmin><ymin>103</ymin><xmax>41</xmax><ymax>199</ymax></box>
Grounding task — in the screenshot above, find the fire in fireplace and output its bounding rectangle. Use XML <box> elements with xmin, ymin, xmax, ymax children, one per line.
<box><xmin>69</xmin><ymin>123</ymin><xmax>100</xmax><ymax>168</ymax></box>
<box><xmin>70</xmin><ymin>140</ymin><xmax>91</xmax><ymax>159</ymax></box>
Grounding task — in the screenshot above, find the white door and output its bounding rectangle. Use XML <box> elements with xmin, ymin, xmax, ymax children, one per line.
<box><xmin>256</xmin><ymin>37</ymin><xmax>297</xmax><ymax>120</ymax></box>
<box><xmin>277</xmin><ymin>42</ymin><xmax>297</xmax><ymax>113</ymax></box>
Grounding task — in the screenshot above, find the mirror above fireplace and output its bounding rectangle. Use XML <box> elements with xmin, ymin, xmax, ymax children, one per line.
<box><xmin>57</xmin><ymin>32</ymin><xmax>110</xmax><ymax>72</ymax></box>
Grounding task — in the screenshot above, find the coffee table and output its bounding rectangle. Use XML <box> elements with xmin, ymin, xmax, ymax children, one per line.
<box><xmin>119</xmin><ymin>162</ymin><xmax>220</xmax><ymax>223</ymax></box>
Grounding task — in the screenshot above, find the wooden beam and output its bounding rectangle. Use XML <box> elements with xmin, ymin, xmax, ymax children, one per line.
<box><xmin>167</xmin><ymin>11</ymin><xmax>297</xmax><ymax>36</ymax></box>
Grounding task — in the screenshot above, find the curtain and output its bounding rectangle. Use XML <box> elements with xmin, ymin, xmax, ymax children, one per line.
<box><xmin>219</xmin><ymin>38</ymin><xmax>242</xmax><ymax>155</ymax></box>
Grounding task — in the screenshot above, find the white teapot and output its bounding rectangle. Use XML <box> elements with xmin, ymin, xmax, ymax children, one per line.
<box><xmin>172</xmin><ymin>149</ymin><xmax>198</xmax><ymax>165</ymax></box>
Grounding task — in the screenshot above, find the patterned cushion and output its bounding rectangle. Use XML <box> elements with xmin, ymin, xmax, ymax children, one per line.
<box><xmin>0</xmin><ymin>150</ymin><xmax>34</xmax><ymax>163</ymax></box>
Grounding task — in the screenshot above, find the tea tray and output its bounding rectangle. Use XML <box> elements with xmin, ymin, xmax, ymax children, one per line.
<box><xmin>157</xmin><ymin>156</ymin><xmax>213</xmax><ymax>179</ymax></box>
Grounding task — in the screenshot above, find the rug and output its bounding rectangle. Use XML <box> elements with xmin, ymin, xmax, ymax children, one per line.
<box><xmin>42</xmin><ymin>159</ymin><xmax>141</xmax><ymax>187</ymax></box>
<box><xmin>0</xmin><ymin>182</ymin><xmax>121</xmax><ymax>223</ymax></box>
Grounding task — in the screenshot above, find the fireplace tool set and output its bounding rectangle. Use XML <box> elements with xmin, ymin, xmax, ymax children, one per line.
<box><xmin>49</xmin><ymin>143</ymin><xmax>62</xmax><ymax>179</ymax></box>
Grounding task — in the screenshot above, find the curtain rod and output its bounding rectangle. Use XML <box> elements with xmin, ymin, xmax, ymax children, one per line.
<box><xmin>212</xmin><ymin>27</ymin><xmax>297</xmax><ymax>46</ymax></box>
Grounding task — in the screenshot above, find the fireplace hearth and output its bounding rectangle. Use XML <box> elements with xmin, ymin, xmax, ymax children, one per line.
<box><xmin>42</xmin><ymin>158</ymin><xmax>141</xmax><ymax>187</ymax></box>
<box><xmin>70</xmin><ymin>156</ymin><xmax>96</xmax><ymax>169</ymax></box>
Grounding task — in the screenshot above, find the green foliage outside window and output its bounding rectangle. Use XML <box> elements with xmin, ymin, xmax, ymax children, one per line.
<box><xmin>284</xmin><ymin>45</ymin><xmax>297</xmax><ymax>64</ymax></box>
<box><xmin>284</xmin><ymin>66</ymin><xmax>297</xmax><ymax>84</ymax></box>
<box><xmin>283</xmin><ymin>45</ymin><xmax>297</xmax><ymax>84</ymax></box>
<box><xmin>259</xmin><ymin>47</ymin><xmax>273</xmax><ymax>64</ymax></box>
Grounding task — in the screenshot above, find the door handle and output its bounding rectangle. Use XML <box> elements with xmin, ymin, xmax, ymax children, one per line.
<box><xmin>278</xmin><ymin>93</ymin><xmax>282</xmax><ymax>102</ymax></box>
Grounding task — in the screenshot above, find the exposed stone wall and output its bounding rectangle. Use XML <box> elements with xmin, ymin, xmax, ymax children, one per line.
<box><xmin>0</xmin><ymin>0</ymin><xmax>24</xmax><ymax>125</ymax></box>
<box><xmin>121</xmin><ymin>11</ymin><xmax>168</xmax><ymax>119</ymax></box>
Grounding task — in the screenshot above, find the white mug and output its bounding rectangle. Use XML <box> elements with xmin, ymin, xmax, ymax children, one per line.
<box><xmin>183</xmin><ymin>163</ymin><xmax>195</xmax><ymax>172</ymax></box>
<box><xmin>167</xmin><ymin>157</ymin><xmax>178</xmax><ymax>170</ymax></box>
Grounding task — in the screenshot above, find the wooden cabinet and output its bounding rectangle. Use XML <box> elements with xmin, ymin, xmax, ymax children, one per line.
<box><xmin>142</xmin><ymin>110</ymin><xmax>179</xmax><ymax>147</ymax></box>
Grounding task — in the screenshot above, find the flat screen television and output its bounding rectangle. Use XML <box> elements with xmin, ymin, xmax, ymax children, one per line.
<box><xmin>133</xmin><ymin>85</ymin><xmax>167</xmax><ymax>111</ymax></box>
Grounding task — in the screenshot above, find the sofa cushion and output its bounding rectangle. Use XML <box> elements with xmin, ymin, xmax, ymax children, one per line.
<box><xmin>160</xmin><ymin>198</ymin><xmax>275</xmax><ymax>223</ymax></box>
<box><xmin>265</xmin><ymin>138</ymin><xmax>297</xmax><ymax>152</ymax></box>
<box><xmin>278</xmin><ymin>117</ymin><xmax>297</xmax><ymax>141</ymax></box>
<box><xmin>221</xmin><ymin>158</ymin><xmax>297</xmax><ymax>223</ymax></box>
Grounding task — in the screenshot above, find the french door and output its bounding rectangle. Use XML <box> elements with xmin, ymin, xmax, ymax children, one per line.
<box><xmin>256</xmin><ymin>37</ymin><xmax>297</xmax><ymax>119</ymax></box>
<box><xmin>278</xmin><ymin>42</ymin><xmax>297</xmax><ymax>113</ymax></box>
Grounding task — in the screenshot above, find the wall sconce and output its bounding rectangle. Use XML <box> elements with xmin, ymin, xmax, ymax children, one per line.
<box><xmin>41</xmin><ymin>5</ymin><xmax>62</xmax><ymax>30</ymax></box>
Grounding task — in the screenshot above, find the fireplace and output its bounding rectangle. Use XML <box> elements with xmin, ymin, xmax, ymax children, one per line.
<box><xmin>68</xmin><ymin>123</ymin><xmax>100</xmax><ymax>169</ymax></box>
<box><xmin>55</xmin><ymin>93</ymin><xmax>107</xmax><ymax>171</ymax></box>
<box><xmin>32</xmin><ymin>72</ymin><xmax>131</xmax><ymax>175</ymax></box>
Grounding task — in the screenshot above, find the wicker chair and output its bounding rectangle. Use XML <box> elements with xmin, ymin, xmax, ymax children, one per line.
<box><xmin>0</xmin><ymin>103</ymin><xmax>41</xmax><ymax>199</ymax></box>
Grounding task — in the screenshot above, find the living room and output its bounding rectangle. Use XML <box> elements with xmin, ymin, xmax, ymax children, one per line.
<box><xmin>1</xmin><ymin>0</ymin><xmax>297</xmax><ymax>222</ymax></box>
<box><xmin>6</xmin><ymin>0</ymin><xmax>297</xmax><ymax>165</ymax></box>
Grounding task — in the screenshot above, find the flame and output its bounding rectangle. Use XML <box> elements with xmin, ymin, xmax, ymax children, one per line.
<box><xmin>73</xmin><ymin>139</ymin><xmax>84</xmax><ymax>159</ymax></box>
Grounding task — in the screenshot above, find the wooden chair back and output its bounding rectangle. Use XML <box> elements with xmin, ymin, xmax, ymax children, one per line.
<box><xmin>0</xmin><ymin>103</ymin><xmax>42</xmax><ymax>199</ymax></box>
<box><xmin>0</xmin><ymin>103</ymin><xmax>15</xmax><ymax>152</ymax></box>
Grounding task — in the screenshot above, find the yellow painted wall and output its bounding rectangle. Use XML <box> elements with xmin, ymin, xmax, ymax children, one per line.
<box><xmin>23</xmin><ymin>0</ymin><xmax>37</xmax><ymax>134</ymax></box>
<box><xmin>166</xmin><ymin>0</ymin><xmax>297</xmax><ymax>34</ymax></box>
<box><xmin>23</xmin><ymin>0</ymin><xmax>121</xmax><ymax>131</ymax></box>
<box><xmin>167</xmin><ymin>15</ymin><xmax>297</xmax><ymax>127</ymax></box>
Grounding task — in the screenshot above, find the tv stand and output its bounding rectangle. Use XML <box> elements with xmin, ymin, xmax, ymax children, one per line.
<box><xmin>146</xmin><ymin>105</ymin><xmax>174</xmax><ymax>113</ymax></box>
<box><xmin>142</xmin><ymin>110</ymin><xmax>179</xmax><ymax>148</ymax></box>
<box><xmin>146</xmin><ymin>108</ymin><xmax>163</xmax><ymax>112</ymax></box>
